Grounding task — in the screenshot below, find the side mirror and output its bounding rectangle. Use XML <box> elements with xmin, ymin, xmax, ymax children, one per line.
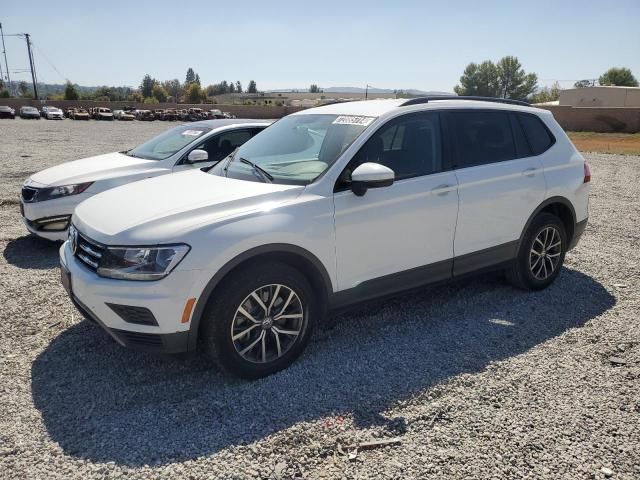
<box><xmin>350</xmin><ymin>162</ymin><xmax>394</xmax><ymax>196</ymax></box>
<box><xmin>187</xmin><ymin>149</ymin><xmax>208</xmax><ymax>163</ymax></box>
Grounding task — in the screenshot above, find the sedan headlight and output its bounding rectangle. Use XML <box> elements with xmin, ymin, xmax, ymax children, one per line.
<box><xmin>37</xmin><ymin>182</ymin><xmax>93</xmax><ymax>201</ymax></box>
<box><xmin>97</xmin><ymin>244</ymin><xmax>190</xmax><ymax>281</ymax></box>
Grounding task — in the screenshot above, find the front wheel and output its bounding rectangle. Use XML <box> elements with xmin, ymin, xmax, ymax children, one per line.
<box><xmin>200</xmin><ymin>262</ymin><xmax>317</xmax><ymax>379</ymax></box>
<box><xmin>506</xmin><ymin>212</ymin><xmax>567</xmax><ymax>290</ymax></box>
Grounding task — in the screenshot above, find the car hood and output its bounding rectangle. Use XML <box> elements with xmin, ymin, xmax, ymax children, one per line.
<box><xmin>27</xmin><ymin>151</ymin><xmax>163</xmax><ymax>187</ymax></box>
<box><xmin>73</xmin><ymin>170</ymin><xmax>303</xmax><ymax>244</ymax></box>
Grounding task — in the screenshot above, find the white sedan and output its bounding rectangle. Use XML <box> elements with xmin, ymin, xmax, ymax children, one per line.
<box><xmin>21</xmin><ymin>119</ymin><xmax>272</xmax><ymax>241</ymax></box>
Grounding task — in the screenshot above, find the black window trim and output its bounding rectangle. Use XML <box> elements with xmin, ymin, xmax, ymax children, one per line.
<box><xmin>333</xmin><ymin>110</ymin><xmax>448</xmax><ymax>193</ymax></box>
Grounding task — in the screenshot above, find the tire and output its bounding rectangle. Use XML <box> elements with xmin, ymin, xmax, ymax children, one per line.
<box><xmin>506</xmin><ymin>212</ymin><xmax>567</xmax><ymax>291</ymax></box>
<box><xmin>200</xmin><ymin>261</ymin><xmax>317</xmax><ymax>379</ymax></box>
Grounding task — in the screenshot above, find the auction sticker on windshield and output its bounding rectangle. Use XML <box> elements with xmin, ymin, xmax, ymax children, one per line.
<box><xmin>182</xmin><ymin>130</ymin><xmax>204</xmax><ymax>137</ymax></box>
<box><xmin>332</xmin><ymin>116</ymin><xmax>375</xmax><ymax>126</ymax></box>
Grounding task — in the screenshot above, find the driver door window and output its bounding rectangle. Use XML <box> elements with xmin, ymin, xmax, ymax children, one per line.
<box><xmin>337</xmin><ymin>112</ymin><xmax>443</xmax><ymax>189</ymax></box>
<box><xmin>194</xmin><ymin>129</ymin><xmax>254</xmax><ymax>163</ymax></box>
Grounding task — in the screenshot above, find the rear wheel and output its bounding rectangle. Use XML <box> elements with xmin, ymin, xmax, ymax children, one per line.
<box><xmin>200</xmin><ymin>262</ymin><xmax>317</xmax><ymax>379</ymax></box>
<box><xmin>507</xmin><ymin>212</ymin><xmax>567</xmax><ymax>290</ymax></box>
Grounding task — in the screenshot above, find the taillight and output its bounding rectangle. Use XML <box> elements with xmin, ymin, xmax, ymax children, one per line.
<box><xmin>584</xmin><ymin>162</ymin><xmax>591</xmax><ymax>183</ymax></box>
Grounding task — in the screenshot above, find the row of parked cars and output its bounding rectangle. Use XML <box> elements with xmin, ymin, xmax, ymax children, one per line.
<box><xmin>19</xmin><ymin>96</ymin><xmax>591</xmax><ymax>379</ymax></box>
<box><xmin>0</xmin><ymin>105</ymin><xmax>236</xmax><ymax>121</ymax></box>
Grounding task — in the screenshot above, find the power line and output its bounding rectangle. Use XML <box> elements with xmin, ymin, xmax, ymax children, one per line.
<box><xmin>30</xmin><ymin>40</ymin><xmax>67</xmax><ymax>82</ymax></box>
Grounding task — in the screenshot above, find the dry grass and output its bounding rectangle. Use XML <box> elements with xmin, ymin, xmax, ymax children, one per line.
<box><xmin>568</xmin><ymin>132</ymin><xmax>640</xmax><ymax>156</ymax></box>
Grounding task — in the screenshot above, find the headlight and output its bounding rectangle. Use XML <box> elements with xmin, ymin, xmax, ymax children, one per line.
<box><xmin>97</xmin><ymin>244</ymin><xmax>190</xmax><ymax>281</ymax></box>
<box><xmin>37</xmin><ymin>182</ymin><xmax>93</xmax><ymax>201</ymax></box>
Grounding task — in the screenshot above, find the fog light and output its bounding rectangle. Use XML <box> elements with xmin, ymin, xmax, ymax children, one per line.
<box><xmin>35</xmin><ymin>215</ymin><xmax>71</xmax><ymax>231</ymax></box>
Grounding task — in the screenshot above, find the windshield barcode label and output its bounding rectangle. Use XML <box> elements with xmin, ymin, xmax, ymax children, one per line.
<box><xmin>333</xmin><ymin>116</ymin><xmax>375</xmax><ymax>126</ymax></box>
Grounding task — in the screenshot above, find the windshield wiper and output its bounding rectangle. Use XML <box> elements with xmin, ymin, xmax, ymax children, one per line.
<box><xmin>223</xmin><ymin>149</ymin><xmax>273</xmax><ymax>183</ymax></box>
<box><xmin>239</xmin><ymin>157</ymin><xmax>273</xmax><ymax>183</ymax></box>
<box><xmin>124</xmin><ymin>149</ymin><xmax>144</xmax><ymax>159</ymax></box>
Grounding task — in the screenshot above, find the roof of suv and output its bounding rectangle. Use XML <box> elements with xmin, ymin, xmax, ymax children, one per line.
<box><xmin>295</xmin><ymin>98</ymin><xmax>549</xmax><ymax>117</ymax></box>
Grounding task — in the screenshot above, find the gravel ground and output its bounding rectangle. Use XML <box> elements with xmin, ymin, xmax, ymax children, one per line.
<box><xmin>0</xmin><ymin>120</ymin><xmax>639</xmax><ymax>479</ymax></box>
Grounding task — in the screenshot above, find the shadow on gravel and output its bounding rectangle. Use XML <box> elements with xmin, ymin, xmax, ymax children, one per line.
<box><xmin>3</xmin><ymin>235</ymin><xmax>60</xmax><ymax>270</ymax></box>
<box><xmin>31</xmin><ymin>267</ymin><xmax>614</xmax><ymax>466</ymax></box>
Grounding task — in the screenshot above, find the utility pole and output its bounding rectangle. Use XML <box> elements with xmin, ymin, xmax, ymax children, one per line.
<box><xmin>24</xmin><ymin>33</ymin><xmax>38</xmax><ymax>99</ymax></box>
<box><xmin>0</xmin><ymin>23</ymin><xmax>11</xmax><ymax>94</ymax></box>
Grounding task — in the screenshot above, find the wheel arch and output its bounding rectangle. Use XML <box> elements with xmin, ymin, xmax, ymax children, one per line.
<box><xmin>518</xmin><ymin>196</ymin><xmax>576</xmax><ymax>252</ymax></box>
<box><xmin>187</xmin><ymin>243</ymin><xmax>333</xmax><ymax>350</ymax></box>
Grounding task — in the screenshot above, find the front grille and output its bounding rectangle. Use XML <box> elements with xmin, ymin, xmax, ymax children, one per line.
<box><xmin>74</xmin><ymin>230</ymin><xmax>105</xmax><ymax>272</ymax></box>
<box><xmin>106</xmin><ymin>303</ymin><xmax>158</xmax><ymax>326</ymax></box>
<box><xmin>21</xmin><ymin>186</ymin><xmax>39</xmax><ymax>202</ymax></box>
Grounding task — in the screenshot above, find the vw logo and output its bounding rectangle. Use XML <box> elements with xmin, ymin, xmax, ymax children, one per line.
<box><xmin>69</xmin><ymin>226</ymin><xmax>78</xmax><ymax>255</ymax></box>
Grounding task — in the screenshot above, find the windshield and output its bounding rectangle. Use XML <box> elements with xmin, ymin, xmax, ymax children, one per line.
<box><xmin>127</xmin><ymin>124</ymin><xmax>211</xmax><ymax>161</ymax></box>
<box><xmin>210</xmin><ymin>114</ymin><xmax>373</xmax><ymax>184</ymax></box>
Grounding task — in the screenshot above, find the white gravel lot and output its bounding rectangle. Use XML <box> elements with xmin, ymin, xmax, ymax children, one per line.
<box><xmin>0</xmin><ymin>119</ymin><xmax>638</xmax><ymax>479</ymax></box>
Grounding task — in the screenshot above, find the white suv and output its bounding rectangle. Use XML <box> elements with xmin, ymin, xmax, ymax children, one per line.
<box><xmin>59</xmin><ymin>97</ymin><xmax>590</xmax><ymax>379</ymax></box>
<box><xmin>21</xmin><ymin>119</ymin><xmax>271</xmax><ymax>240</ymax></box>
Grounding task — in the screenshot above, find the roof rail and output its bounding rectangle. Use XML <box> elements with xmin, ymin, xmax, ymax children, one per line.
<box><xmin>400</xmin><ymin>95</ymin><xmax>530</xmax><ymax>107</ymax></box>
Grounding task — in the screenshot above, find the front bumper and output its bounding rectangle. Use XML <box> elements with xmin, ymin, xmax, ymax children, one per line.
<box><xmin>59</xmin><ymin>241</ymin><xmax>199</xmax><ymax>354</ymax></box>
<box><xmin>21</xmin><ymin>193</ymin><xmax>90</xmax><ymax>242</ymax></box>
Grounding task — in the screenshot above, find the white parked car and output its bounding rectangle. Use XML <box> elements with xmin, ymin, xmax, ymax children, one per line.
<box><xmin>43</xmin><ymin>106</ymin><xmax>64</xmax><ymax>120</ymax></box>
<box><xmin>60</xmin><ymin>97</ymin><xmax>590</xmax><ymax>379</ymax></box>
<box><xmin>21</xmin><ymin>119</ymin><xmax>272</xmax><ymax>240</ymax></box>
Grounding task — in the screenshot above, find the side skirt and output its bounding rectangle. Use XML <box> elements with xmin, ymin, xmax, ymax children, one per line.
<box><xmin>329</xmin><ymin>240</ymin><xmax>518</xmax><ymax>311</ymax></box>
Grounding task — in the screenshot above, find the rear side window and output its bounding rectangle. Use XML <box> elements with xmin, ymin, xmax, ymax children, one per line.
<box><xmin>447</xmin><ymin>111</ymin><xmax>517</xmax><ymax>168</ymax></box>
<box><xmin>517</xmin><ymin>113</ymin><xmax>555</xmax><ymax>155</ymax></box>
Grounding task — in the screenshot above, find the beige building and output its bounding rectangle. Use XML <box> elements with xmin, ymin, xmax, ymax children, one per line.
<box><xmin>559</xmin><ymin>86</ymin><xmax>640</xmax><ymax>107</ymax></box>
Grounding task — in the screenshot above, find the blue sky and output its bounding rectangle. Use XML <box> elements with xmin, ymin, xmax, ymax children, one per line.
<box><xmin>2</xmin><ymin>0</ymin><xmax>639</xmax><ymax>92</ymax></box>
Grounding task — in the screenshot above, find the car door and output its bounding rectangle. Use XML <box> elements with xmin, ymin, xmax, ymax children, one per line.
<box><xmin>173</xmin><ymin>128</ymin><xmax>263</xmax><ymax>172</ymax></box>
<box><xmin>444</xmin><ymin>110</ymin><xmax>547</xmax><ymax>275</ymax></box>
<box><xmin>333</xmin><ymin>111</ymin><xmax>459</xmax><ymax>294</ymax></box>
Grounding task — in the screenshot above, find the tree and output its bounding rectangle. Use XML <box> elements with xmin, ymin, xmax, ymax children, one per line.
<box><xmin>229</xmin><ymin>81</ymin><xmax>235</xmax><ymax>93</ymax></box>
<box><xmin>143</xmin><ymin>96</ymin><xmax>159</xmax><ymax>104</ymax></box>
<box><xmin>185</xmin><ymin>67</ymin><xmax>196</xmax><ymax>84</ymax></box>
<box><xmin>454</xmin><ymin>56</ymin><xmax>538</xmax><ymax>101</ymax></box>
<box><xmin>64</xmin><ymin>81</ymin><xmax>79</xmax><ymax>100</ymax></box>
<box><xmin>140</xmin><ymin>74</ymin><xmax>156</xmax><ymax>98</ymax></box>
<box><xmin>235</xmin><ymin>81</ymin><xmax>242</xmax><ymax>93</ymax></box>
<box><xmin>195</xmin><ymin>73</ymin><xmax>201</xmax><ymax>86</ymax></box>
<box><xmin>598</xmin><ymin>67</ymin><xmax>638</xmax><ymax>87</ymax></box>
<box><xmin>247</xmin><ymin>80</ymin><xmax>257</xmax><ymax>93</ymax></box>
<box><xmin>184</xmin><ymin>82</ymin><xmax>203</xmax><ymax>103</ymax></box>
<box><xmin>574</xmin><ymin>79</ymin><xmax>594</xmax><ymax>88</ymax></box>
<box><xmin>152</xmin><ymin>84</ymin><xmax>168</xmax><ymax>103</ymax></box>
<box><xmin>309</xmin><ymin>84</ymin><xmax>320</xmax><ymax>93</ymax></box>
<box><xmin>128</xmin><ymin>91</ymin><xmax>144</xmax><ymax>102</ymax></box>
<box><xmin>496</xmin><ymin>56</ymin><xmax>538</xmax><ymax>100</ymax></box>
<box><xmin>454</xmin><ymin>61</ymin><xmax>499</xmax><ymax>97</ymax></box>
<box><xmin>162</xmin><ymin>79</ymin><xmax>182</xmax><ymax>102</ymax></box>
<box><xmin>18</xmin><ymin>81</ymin><xmax>29</xmax><ymax>96</ymax></box>
<box><xmin>529</xmin><ymin>82</ymin><xmax>562</xmax><ymax>104</ymax></box>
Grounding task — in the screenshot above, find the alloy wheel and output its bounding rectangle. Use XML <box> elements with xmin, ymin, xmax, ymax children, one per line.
<box><xmin>529</xmin><ymin>226</ymin><xmax>562</xmax><ymax>280</ymax></box>
<box><xmin>230</xmin><ymin>284</ymin><xmax>304</xmax><ymax>364</ymax></box>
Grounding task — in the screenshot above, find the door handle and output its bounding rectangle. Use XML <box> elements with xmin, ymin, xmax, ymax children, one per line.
<box><xmin>522</xmin><ymin>168</ymin><xmax>537</xmax><ymax>177</ymax></box>
<box><xmin>431</xmin><ymin>184</ymin><xmax>454</xmax><ymax>196</ymax></box>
